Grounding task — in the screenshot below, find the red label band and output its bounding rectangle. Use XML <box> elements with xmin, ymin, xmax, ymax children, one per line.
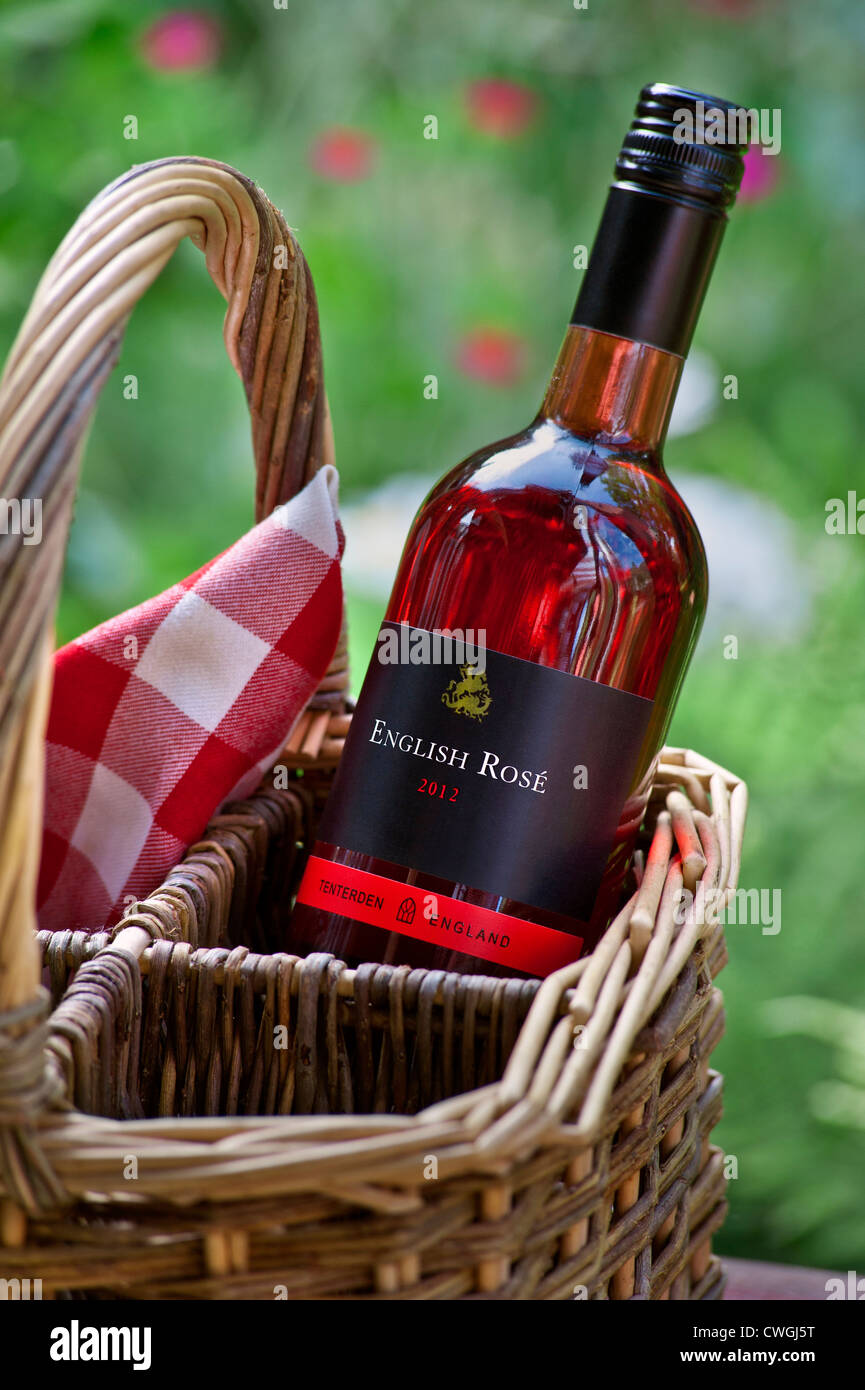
<box><xmin>295</xmin><ymin>855</ymin><xmax>584</xmax><ymax>976</ymax></box>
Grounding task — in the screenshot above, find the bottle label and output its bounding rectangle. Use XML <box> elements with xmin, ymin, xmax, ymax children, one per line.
<box><xmin>310</xmin><ymin>622</ymin><xmax>653</xmax><ymax>947</ymax></box>
<box><xmin>298</xmin><ymin>855</ymin><xmax>584</xmax><ymax>974</ymax></box>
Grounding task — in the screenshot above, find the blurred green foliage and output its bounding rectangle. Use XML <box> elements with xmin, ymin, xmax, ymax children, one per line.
<box><xmin>1</xmin><ymin>0</ymin><xmax>864</xmax><ymax>1273</ymax></box>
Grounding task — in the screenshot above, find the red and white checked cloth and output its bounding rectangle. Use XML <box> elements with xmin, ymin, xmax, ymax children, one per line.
<box><xmin>38</xmin><ymin>466</ymin><xmax>343</xmax><ymax>933</ymax></box>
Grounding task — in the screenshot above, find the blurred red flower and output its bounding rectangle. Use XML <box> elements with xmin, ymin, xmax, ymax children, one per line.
<box><xmin>465</xmin><ymin>80</ymin><xmax>538</xmax><ymax>138</ymax></box>
<box><xmin>140</xmin><ymin>11</ymin><xmax>222</xmax><ymax>71</ymax></box>
<box><xmin>456</xmin><ymin>329</ymin><xmax>527</xmax><ymax>385</ymax></box>
<box><xmin>739</xmin><ymin>145</ymin><xmax>781</xmax><ymax>202</ymax></box>
<box><xmin>309</xmin><ymin>128</ymin><xmax>376</xmax><ymax>182</ymax></box>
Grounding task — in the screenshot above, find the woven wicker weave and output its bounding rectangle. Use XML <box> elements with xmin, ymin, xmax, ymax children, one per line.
<box><xmin>0</xmin><ymin>158</ymin><xmax>747</xmax><ymax>1300</ymax></box>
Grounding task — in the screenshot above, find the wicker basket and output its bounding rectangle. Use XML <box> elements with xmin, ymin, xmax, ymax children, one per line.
<box><xmin>0</xmin><ymin>158</ymin><xmax>748</xmax><ymax>1301</ymax></box>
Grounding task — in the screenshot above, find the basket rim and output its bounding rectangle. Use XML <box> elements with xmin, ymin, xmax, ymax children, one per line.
<box><xmin>4</xmin><ymin>742</ymin><xmax>746</xmax><ymax>1217</ymax></box>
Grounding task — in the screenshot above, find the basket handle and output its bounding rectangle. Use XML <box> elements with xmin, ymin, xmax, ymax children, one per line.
<box><xmin>0</xmin><ymin>157</ymin><xmax>335</xmax><ymax>1014</ymax></box>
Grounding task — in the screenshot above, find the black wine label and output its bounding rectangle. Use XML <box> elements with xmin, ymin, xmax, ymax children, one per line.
<box><xmin>319</xmin><ymin>622</ymin><xmax>653</xmax><ymax>922</ymax></box>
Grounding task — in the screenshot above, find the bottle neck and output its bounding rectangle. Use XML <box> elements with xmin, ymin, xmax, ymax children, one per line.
<box><xmin>572</xmin><ymin>184</ymin><xmax>727</xmax><ymax>355</ymax></box>
<box><xmin>540</xmin><ymin>180</ymin><xmax>730</xmax><ymax>450</ymax></box>
<box><xmin>541</xmin><ymin>325</ymin><xmax>682</xmax><ymax>451</ymax></box>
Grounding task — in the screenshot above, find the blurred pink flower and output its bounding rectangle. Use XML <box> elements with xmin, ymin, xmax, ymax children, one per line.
<box><xmin>309</xmin><ymin>128</ymin><xmax>376</xmax><ymax>182</ymax></box>
<box><xmin>739</xmin><ymin>145</ymin><xmax>781</xmax><ymax>202</ymax></box>
<box><xmin>456</xmin><ymin>329</ymin><xmax>527</xmax><ymax>385</ymax></box>
<box><xmin>140</xmin><ymin>11</ymin><xmax>222</xmax><ymax>71</ymax></box>
<box><xmin>465</xmin><ymin>79</ymin><xmax>538</xmax><ymax>138</ymax></box>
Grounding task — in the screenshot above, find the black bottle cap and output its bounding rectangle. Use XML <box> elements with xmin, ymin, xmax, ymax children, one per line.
<box><xmin>570</xmin><ymin>82</ymin><xmax>747</xmax><ymax>356</ymax></box>
<box><xmin>616</xmin><ymin>83</ymin><xmax>747</xmax><ymax>212</ymax></box>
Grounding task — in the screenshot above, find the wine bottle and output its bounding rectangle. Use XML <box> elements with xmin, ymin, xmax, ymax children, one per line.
<box><xmin>288</xmin><ymin>83</ymin><xmax>746</xmax><ymax>979</ymax></box>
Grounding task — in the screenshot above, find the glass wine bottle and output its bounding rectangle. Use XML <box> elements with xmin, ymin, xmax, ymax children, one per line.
<box><xmin>287</xmin><ymin>83</ymin><xmax>747</xmax><ymax>978</ymax></box>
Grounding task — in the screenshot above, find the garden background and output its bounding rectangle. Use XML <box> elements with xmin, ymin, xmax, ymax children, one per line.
<box><xmin>1</xmin><ymin>0</ymin><xmax>863</xmax><ymax>1273</ymax></box>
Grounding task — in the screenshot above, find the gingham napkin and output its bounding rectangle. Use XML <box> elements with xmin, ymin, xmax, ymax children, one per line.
<box><xmin>37</xmin><ymin>466</ymin><xmax>343</xmax><ymax>933</ymax></box>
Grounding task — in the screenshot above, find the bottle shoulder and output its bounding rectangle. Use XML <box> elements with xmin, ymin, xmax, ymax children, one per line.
<box><xmin>389</xmin><ymin>418</ymin><xmax>708</xmax><ymax>695</ymax></box>
<box><xmin>421</xmin><ymin>417</ymin><xmax>706</xmax><ymax>577</ymax></box>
